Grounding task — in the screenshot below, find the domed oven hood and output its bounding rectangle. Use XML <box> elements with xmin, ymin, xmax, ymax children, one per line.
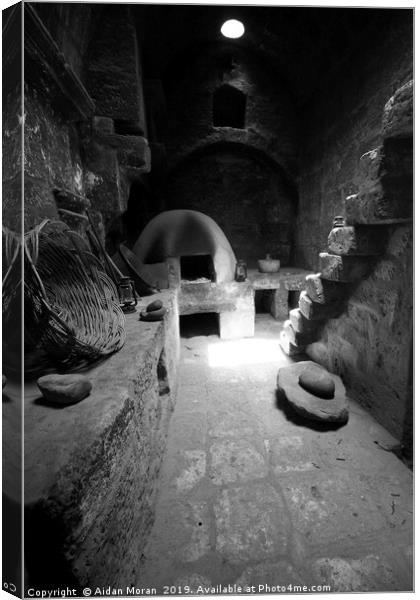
<box><xmin>133</xmin><ymin>209</ymin><xmax>237</xmax><ymax>285</ymax></box>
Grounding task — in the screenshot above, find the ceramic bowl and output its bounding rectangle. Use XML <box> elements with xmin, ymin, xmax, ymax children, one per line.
<box><xmin>258</xmin><ymin>258</ymin><xmax>280</xmax><ymax>273</ymax></box>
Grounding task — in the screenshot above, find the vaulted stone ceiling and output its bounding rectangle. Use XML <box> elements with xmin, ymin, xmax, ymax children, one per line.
<box><xmin>134</xmin><ymin>6</ymin><xmax>411</xmax><ymax>108</ymax></box>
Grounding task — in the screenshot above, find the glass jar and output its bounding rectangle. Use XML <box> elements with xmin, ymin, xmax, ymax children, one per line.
<box><xmin>117</xmin><ymin>276</ymin><xmax>138</xmax><ymax>313</ymax></box>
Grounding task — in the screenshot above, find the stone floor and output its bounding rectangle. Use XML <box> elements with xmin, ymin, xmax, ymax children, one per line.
<box><xmin>138</xmin><ymin>314</ymin><xmax>413</xmax><ymax>594</ymax></box>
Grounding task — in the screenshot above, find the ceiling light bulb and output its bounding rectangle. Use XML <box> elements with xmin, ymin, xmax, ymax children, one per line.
<box><xmin>221</xmin><ymin>19</ymin><xmax>245</xmax><ymax>39</ymax></box>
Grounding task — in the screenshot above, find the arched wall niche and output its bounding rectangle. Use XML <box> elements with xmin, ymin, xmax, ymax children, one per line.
<box><xmin>161</xmin><ymin>142</ymin><xmax>297</xmax><ymax>268</ymax></box>
<box><xmin>162</xmin><ymin>41</ymin><xmax>299</xmax><ymax>183</ymax></box>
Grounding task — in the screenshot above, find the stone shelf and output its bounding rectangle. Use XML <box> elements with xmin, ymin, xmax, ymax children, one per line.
<box><xmin>247</xmin><ymin>267</ymin><xmax>313</xmax><ymax>290</ymax></box>
<box><xmin>178</xmin><ymin>281</ymin><xmax>255</xmax><ymax>339</ymax></box>
<box><xmin>248</xmin><ymin>268</ymin><xmax>314</xmax><ymax>320</ymax></box>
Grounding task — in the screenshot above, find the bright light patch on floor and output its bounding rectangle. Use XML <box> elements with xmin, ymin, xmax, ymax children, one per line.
<box><xmin>208</xmin><ymin>338</ymin><xmax>282</xmax><ymax>367</ymax></box>
<box><xmin>221</xmin><ymin>19</ymin><xmax>245</xmax><ymax>39</ymax></box>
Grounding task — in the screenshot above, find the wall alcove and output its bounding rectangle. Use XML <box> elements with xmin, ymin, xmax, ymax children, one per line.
<box><xmin>213</xmin><ymin>84</ymin><xmax>247</xmax><ymax>128</ymax></box>
<box><xmin>162</xmin><ymin>143</ymin><xmax>297</xmax><ymax>267</ymax></box>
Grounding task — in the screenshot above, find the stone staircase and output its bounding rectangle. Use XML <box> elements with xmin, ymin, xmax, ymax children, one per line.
<box><xmin>280</xmin><ymin>80</ymin><xmax>413</xmax><ymax>357</ymax></box>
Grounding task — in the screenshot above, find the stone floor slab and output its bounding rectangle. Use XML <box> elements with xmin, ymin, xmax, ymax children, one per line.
<box><xmin>175</xmin><ymin>450</ymin><xmax>207</xmax><ymax>493</ymax></box>
<box><xmin>173</xmin><ymin>573</ymin><xmax>212</xmax><ymax>592</ymax></box>
<box><xmin>146</xmin><ymin>499</ymin><xmax>212</xmax><ymax>564</ymax></box>
<box><xmin>214</xmin><ymin>483</ymin><xmax>290</xmax><ymax>564</ymax></box>
<box><xmin>209</xmin><ymin>439</ymin><xmax>267</xmax><ymax>484</ymax></box>
<box><xmin>311</xmin><ymin>555</ymin><xmax>405</xmax><ymax>592</ymax></box>
<box><xmin>235</xmin><ymin>560</ymin><xmax>303</xmax><ymax>589</ymax></box>
<box><xmin>207</xmin><ymin>407</ymin><xmax>259</xmax><ymax>439</ymax></box>
<box><xmin>269</xmin><ymin>435</ymin><xmax>322</xmax><ymax>474</ymax></box>
<box><xmin>281</xmin><ymin>470</ymin><xmax>388</xmax><ymax>544</ymax></box>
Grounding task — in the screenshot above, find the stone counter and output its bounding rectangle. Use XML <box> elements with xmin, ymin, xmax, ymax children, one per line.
<box><xmin>247</xmin><ymin>267</ymin><xmax>313</xmax><ymax>290</ymax></box>
<box><xmin>248</xmin><ymin>268</ymin><xmax>313</xmax><ymax>320</ymax></box>
<box><xmin>3</xmin><ymin>290</ymin><xmax>179</xmax><ymax>589</ymax></box>
<box><xmin>178</xmin><ymin>281</ymin><xmax>255</xmax><ymax>339</ymax></box>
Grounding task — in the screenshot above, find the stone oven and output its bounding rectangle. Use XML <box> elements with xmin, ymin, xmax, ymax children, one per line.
<box><xmin>133</xmin><ymin>209</ymin><xmax>255</xmax><ymax>338</ymax></box>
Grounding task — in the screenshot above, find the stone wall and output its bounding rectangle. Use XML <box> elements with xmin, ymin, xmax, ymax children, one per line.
<box><xmin>82</xmin><ymin>6</ymin><xmax>151</xmax><ymax>251</ymax></box>
<box><xmin>157</xmin><ymin>44</ymin><xmax>298</xmax><ymax>265</ymax></box>
<box><xmin>31</xmin><ymin>3</ymin><xmax>95</xmax><ymax>80</ymax></box>
<box><xmin>164</xmin><ymin>44</ymin><xmax>298</xmax><ymax>177</ymax></box>
<box><xmin>3</xmin><ymin>5</ymin><xmax>23</xmax><ymax>233</ymax></box>
<box><xmin>6</xmin><ymin>5</ymin><xmax>150</xmax><ymax>244</ymax></box>
<box><xmin>164</xmin><ymin>147</ymin><xmax>296</xmax><ymax>267</ymax></box>
<box><xmin>86</xmin><ymin>5</ymin><xmax>146</xmax><ymax>135</ymax></box>
<box><xmin>295</xmin><ymin>13</ymin><xmax>413</xmax><ymax>268</ymax></box>
<box><xmin>296</xmin><ymin>12</ymin><xmax>413</xmax><ymax>442</ymax></box>
<box><xmin>23</xmin><ymin>87</ymin><xmax>85</xmax><ymax>230</ymax></box>
<box><xmin>3</xmin><ymin>86</ymin><xmax>23</xmax><ymax>232</ymax></box>
<box><xmin>2</xmin><ymin>4</ymin><xmax>96</xmax><ymax>233</ymax></box>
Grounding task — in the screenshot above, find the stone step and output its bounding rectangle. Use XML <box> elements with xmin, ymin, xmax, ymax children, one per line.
<box><xmin>358</xmin><ymin>143</ymin><xmax>412</xmax><ymax>185</ymax></box>
<box><xmin>279</xmin><ymin>329</ymin><xmax>306</xmax><ymax>357</ymax></box>
<box><xmin>283</xmin><ymin>320</ymin><xmax>320</xmax><ymax>347</ymax></box>
<box><xmin>305</xmin><ymin>273</ymin><xmax>349</xmax><ymax>304</ymax></box>
<box><xmin>382</xmin><ymin>79</ymin><xmax>413</xmax><ymax>141</ymax></box>
<box><xmin>382</xmin><ymin>138</ymin><xmax>413</xmax><ymax>179</ymax></box>
<box><xmin>345</xmin><ymin>186</ymin><xmax>412</xmax><ymax>225</ymax></box>
<box><xmin>327</xmin><ymin>225</ymin><xmax>386</xmax><ymax>256</ymax></box>
<box><xmin>358</xmin><ymin>147</ymin><xmax>385</xmax><ymax>183</ymax></box>
<box><xmin>299</xmin><ymin>290</ymin><xmax>343</xmax><ymax>320</ymax></box>
<box><xmin>319</xmin><ymin>252</ymin><xmax>372</xmax><ymax>282</ymax></box>
<box><xmin>93</xmin><ymin>130</ymin><xmax>151</xmax><ymax>172</ymax></box>
<box><xmin>357</xmin><ymin>143</ymin><xmax>413</xmax><ymax>188</ymax></box>
<box><xmin>289</xmin><ymin>308</ymin><xmax>319</xmax><ymax>333</ymax></box>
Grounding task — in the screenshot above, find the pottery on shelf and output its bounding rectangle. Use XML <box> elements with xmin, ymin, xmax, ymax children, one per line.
<box><xmin>258</xmin><ymin>254</ymin><xmax>280</xmax><ymax>273</ymax></box>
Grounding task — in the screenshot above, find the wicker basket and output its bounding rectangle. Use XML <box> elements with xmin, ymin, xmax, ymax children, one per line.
<box><xmin>2</xmin><ymin>220</ymin><xmax>126</xmax><ymax>377</ymax></box>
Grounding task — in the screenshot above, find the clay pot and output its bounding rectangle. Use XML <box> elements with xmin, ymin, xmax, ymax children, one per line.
<box><xmin>258</xmin><ymin>254</ymin><xmax>280</xmax><ymax>273</ymax></box>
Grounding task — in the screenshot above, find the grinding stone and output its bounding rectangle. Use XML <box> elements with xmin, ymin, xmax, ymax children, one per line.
<box><xmin>277</xmin><ymin>361</ymin><xmax>348</xmax><ymax>423</ymax></box>
<box><xmin>298</xmin><ymin>368</ymin><xmax>335</xmax><ymax>399</ymax></box>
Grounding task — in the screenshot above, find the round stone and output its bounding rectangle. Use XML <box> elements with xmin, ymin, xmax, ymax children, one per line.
<box><xmin>140</xmin><ymin>307</ymin><xmax>166</xmax><ymax>321</ymax></box>
<box><xmin>37</xmin><ymin>374</ymin><xmax>92</xmax><ymax>405</ymax></box>
<box><xmin>146</xmin><ymin>299</ymin><xmax>163</xmax><ymax>312</ymax></box>
<box><xmin>298</xmin><ymin>367</ymin><xmax>335</xmax><ymax>399</ymax></box>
